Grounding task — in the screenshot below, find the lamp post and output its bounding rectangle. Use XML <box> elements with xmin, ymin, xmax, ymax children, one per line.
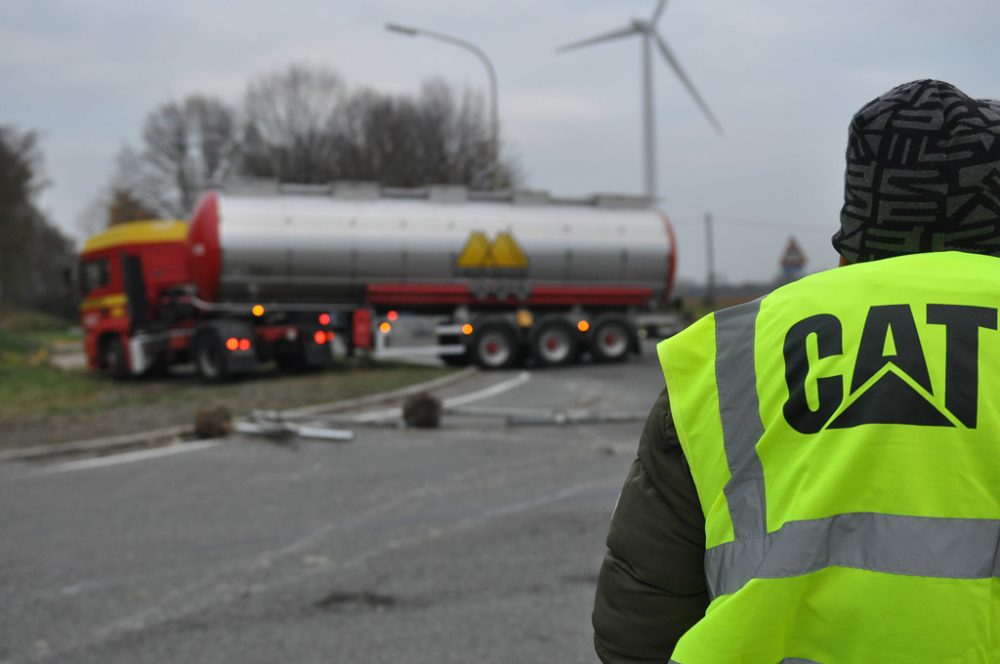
<box><xmin>386</xmin><ymin>22</ymin><xmax>499</xmax><ymax>163</ymax></box>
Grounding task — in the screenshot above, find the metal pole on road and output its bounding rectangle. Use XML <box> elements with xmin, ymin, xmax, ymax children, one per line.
<box><xmin>386</xmin><ymin>22</ymin><xmax>500</xmax><ymax>163</ymax></box>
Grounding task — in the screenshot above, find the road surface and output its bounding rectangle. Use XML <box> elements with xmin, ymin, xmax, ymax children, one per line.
<box><xmin>0</xmin><ymin>350</ymin><xmax>667</xmax><ymax>664</ymax></box>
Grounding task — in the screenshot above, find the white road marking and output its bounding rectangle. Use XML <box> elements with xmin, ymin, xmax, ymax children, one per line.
<box><xmin>34</xmin><ymin>441</ymin><xmax>220</xmax><ymax>476</ymax></box>
<box><xmin>350</xmin><ymin>371</ymin><xmax>532</xmax><ymax>422</ymax></box>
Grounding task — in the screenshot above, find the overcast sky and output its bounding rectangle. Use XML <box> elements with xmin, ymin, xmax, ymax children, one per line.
<box><xmin>3</xmin><ymin>0</ymin><xmax>998</xmax><ymax>284</ymax></box>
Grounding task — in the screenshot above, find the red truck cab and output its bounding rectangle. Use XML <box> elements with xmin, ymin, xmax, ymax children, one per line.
<box><xmin>79</xmin><ymin>220</ymin><xmax>189</xmax><ymax>377</ymax></box>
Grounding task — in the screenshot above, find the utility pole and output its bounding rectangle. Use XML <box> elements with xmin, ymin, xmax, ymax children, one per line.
<box><xmin>704</xmin><ymin>212</ymin><xmax>715</xmax><ymax>306</ymax></box>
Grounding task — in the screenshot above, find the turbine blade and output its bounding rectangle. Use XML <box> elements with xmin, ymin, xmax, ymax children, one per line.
<box><xmin>653</xmin><ymin>32</ymin><xmax>724</xmax><ymax>134</ymax></box>
<box><xmin>555</xmin><ymin>24</ymin><xmax>639</xmax><ymax>53</ymax></box>
<box><xmin>651</xmin><ymin>0</ymin><xmax>668</xmax><ymax>24</ymax></box>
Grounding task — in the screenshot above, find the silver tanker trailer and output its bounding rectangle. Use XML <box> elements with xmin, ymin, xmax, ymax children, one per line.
<box><xmin>79</xmin><ymin>180</ymin><xmax>681</xmax><ymax>380</ymax></box>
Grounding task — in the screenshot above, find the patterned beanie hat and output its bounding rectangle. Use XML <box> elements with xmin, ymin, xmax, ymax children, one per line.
<box><xmin>832</xmin><ymin>79</ymin><xmax>1000</xmax><ymax>262</ymax></box>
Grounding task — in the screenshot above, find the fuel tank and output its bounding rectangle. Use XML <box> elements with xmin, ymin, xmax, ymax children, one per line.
<box><xmin>186</xmin><ymin>185</ymin><xmax>676</xmax><ymax>306</ymax></box>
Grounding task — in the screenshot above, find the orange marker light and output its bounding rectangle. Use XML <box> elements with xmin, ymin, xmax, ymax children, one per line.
<box><xmin>239</xmin><ymin>338</ymin><xmax>251</xmax><ymax>351</ymax></box>
<box><xmin>379</xmin><ymin>322</ymin><xmax>392</xmax><ymax>334</ymax></box>
<box><xmin>577</xmin><ymin>320</ymin><xmax>590</xmax><ymax>333</ymax></box>
<box><xmin>387</xmin><ymin>310</ymin><xmax>399</xmax><ymax>321</ymax></box>
<box><xmin>226</xmin><ymin>337</ymin><xmax>239</xmax><ymax>351</ymax></box>
<box><xmin>318</xmin><ymin>313</ymin><xmax>331</xmax><ymax>326</ymax></box>
<box><xmin>314</xmin><ymin>331</ymin><xmax>327</xmax><ymax>345</ymax></box>
<box><xmin>461</xmin><ymin>323</ymin><xmax>474</xmax><ymax>336</ymax></box>
<box><xmin>252</xmin><ymin>304</ymin><xmax>265</xmax><ymax>317</ymax></box>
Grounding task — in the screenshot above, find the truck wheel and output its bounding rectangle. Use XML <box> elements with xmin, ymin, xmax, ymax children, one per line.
<box><xmin>530</xmin><ymin>319</ymin><xmax>577</xmax><ymax>367</ymax></box>
<box><xmin>589</xmin><ymin>315</ymin><xmax>633</xmax><ymax>363</ymax></box>
<box><xmin>471</xmin><ymin>323</ymin><xmax>520</xmax><ymax>370</ymax></box>
<box><xmin>101</xmin><ymin>336</ymin><xmax>129</xmax><ymax>380</ymax></box>
<box><xmin>194</xmin><ymin>331</ymin><xmax>228</xmax><ymax>382</ymax></box>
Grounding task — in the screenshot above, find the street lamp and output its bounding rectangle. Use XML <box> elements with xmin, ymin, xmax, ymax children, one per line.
<box><xmin>386</xmin><ymin>22</ymin><xmax>499</xmax><ymax>163</ymax></box>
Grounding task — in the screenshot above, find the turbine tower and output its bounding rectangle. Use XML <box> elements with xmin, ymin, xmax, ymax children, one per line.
<box><xmin>557</xmin><ymin>0</ymin><xmax>723</xmax><ymax>201</ymax></box>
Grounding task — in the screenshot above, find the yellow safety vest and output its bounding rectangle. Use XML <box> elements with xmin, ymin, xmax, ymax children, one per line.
<box><xmin>658</xmin><ymin>251</ymin><xmax>1000</xmax><ymax>664</ymax></box>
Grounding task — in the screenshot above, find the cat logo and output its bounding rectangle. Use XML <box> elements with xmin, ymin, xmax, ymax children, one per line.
<box><xmin>782</xmin><ymin>304</ymin><xmax>997</xmax><ymax>433</ymax></box>
<box><xmin>455</xmin><ymin>231</ymin><xmax>528</xmax><ymax>270</ymax></box>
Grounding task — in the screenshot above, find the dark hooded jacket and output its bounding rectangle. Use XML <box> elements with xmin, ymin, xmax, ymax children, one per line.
<box><xmin>592</xmin><ymin>388</ymin><xmax>708</xmax><ymax>662</ymax></box>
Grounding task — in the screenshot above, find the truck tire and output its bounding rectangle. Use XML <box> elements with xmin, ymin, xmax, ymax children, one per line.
<box><xmin>530</xmin><ymin>319</ymin><xmax>577</xmax><ymax>367</ymax></box>
<box><xmin>471</xmin><ymin>322</ymin><xmax>520</xmax><ymax>370</ymax></box>
<box><xmin>589</xmin><ymin>315</ymin><xmax>633</xmax><ymax>363</ymax></box>
<box><xmin>194</xmin><ymin>330</ymin><xmax>229</xmax><ymax>382</ymax></box>
<box><xmin>101</xmin><ymin>336</ymin><xmax>129</xmax><ymax>380</ymax></box>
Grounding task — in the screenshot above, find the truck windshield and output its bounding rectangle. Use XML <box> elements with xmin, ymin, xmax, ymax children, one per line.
<box><xmin>80</xmin><ymin>258</ymin><xmax>110</xmax><ymax>296</ymax></box>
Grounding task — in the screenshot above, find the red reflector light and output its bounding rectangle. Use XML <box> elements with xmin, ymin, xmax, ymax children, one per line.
<box><xmin>318</xmin><ymin>313</ymin><xmax>331</xmax><ymax>326</ymax></box>
<box><xmin>387</xmin><ymin>310</ymin><xmax>399</xmax><ymax>321</ymax></box>
<box><xmin>314</xmin><ymin>331</ymin><xmax>327</xmax><ymax>345</ymax></box>
<box><xmin>225</xmin><ymin>337</ymin><xmax>239</xmax><ymax>351</ymax></box>
<box><xmin>239</xmin><ymin>338</ymin><xmax>251</xmax><ymax>351</ymax></box>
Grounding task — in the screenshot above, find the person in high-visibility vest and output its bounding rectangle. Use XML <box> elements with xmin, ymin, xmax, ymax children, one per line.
<box><xmin>593</xmin><ymin>79</ymin><xmax>1000</xmax><ymax>664</ymax></box>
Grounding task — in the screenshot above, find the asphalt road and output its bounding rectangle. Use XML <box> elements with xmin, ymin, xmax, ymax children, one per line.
<box><xmin>0</xmin><ymin>348</ymin><xmax>667</xmax><ymax>664</ymax></box>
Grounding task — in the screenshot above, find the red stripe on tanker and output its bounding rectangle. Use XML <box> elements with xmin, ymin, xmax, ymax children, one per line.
<box><xmin>185</xmin><ymin>190</ymin><xmax>675</xmax><ymax>307</ymax></box>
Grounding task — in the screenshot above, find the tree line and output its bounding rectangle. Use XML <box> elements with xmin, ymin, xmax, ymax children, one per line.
<box><xmin>0</xmin><ymin>127</ymin><xmax>76</xmax><ymax>316</ymax></box>
<box><xmin>97</xmin><ymin>63</ymin><xmax>520</xmax><ymax>228</ymax></box>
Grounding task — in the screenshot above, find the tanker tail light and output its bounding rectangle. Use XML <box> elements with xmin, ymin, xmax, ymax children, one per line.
<box><xmin>379</xmin><ymin>322</ymin><xmax>392</xmax><ymax>334</ymax></box>
<box><xmin>227</xmin><ymin>337</ymin><xmax>252</xmax><ymax>352</ymax></box>
<box><xmin>252</xmin><ymin>304</ymin><xmax>265</xmax><ymax>317</ymax></box>
<box><xmin>577</xmin><ymin>320</ymin><xmax>591</xmax><ymax>333</ymax></box>
<box><xmin>387</xmin><ymin>310</ymin><xmax>399</xmax><ymax>321</ymax></box>
<box><xmin>318</xmin><ymin>313</ymin><xmax>331</xmax><ymax>326</ymax></box>
<box><xmin>461</xmin><ymin>323</ymin><xmax>474</xmax><ymax>336</ymax></box>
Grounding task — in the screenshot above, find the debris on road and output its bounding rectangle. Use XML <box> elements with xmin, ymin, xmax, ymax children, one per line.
<box><xmin>402</xmin><ymin>392</ymin><xmax>442</xmax><ymax>428</ymax></box>
<box><xmin>194</xmin><ymin>406</ymin><xmax>233</xmax><ymax>439</ymax></box>
<box><xmin>450</xmin><ymin>405</ymin><xmax>648</xmax><ymax>427</ymax></box>
<box><xmin>233</xmin><ymin>410</ymin><xmax>355</xmax><ymax>443</ymax></box>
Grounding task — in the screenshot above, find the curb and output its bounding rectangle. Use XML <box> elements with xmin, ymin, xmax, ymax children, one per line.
<box><xmin>0</xmin><ymin>366</ymin><xmax>478</xmax><ymax>464</ymax></box>
<box><xmin>0</xmin><ymin>425</ymin><xmax>191</xmax><ymax>464</ymax></box>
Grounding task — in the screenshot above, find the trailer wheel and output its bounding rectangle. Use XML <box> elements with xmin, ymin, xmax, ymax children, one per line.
<box><xmin>100</xmin><ymin>336</ymin><xmax>129</xmax><ymax>380</ymax></box>
<box><xmin>530</xmin><ymin>319</ymin><xmax>577</xmax><ymax>367</ymax></box>
<box><xmin>471</xmin><ymin>323</ymin><xmax>520</xmax><ymax>370</ymax></box>
<box><xmin>589</xmin><ymin>315</ymin><xmax>633</xmax><ymax>363</ymax></box>
<box><xmin>194</xmin><ymin>331</ymin><xmax>228</xmax><ymax>382</ymax></box>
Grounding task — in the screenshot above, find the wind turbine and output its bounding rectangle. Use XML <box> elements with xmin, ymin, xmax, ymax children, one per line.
<box><xmin>557</xmin><ymin>0</ymin><xmax>723</xmax><ymax>201</ymax></box>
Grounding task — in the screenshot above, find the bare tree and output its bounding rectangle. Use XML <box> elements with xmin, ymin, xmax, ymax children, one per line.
<box><xmin>98</xmin><ymin>95</ymin><xmax>239</xmax><ymax>222</ymax></box>
<box><xmin>107</xmin><ymin>189</ymin><xmax>158</xmax><ymax>226</ymax></box>
<box><xmin>240</xmin><ymin>64</ymin><xmax>345</xmax><ymax>183</ymax></box>
<box><xmin>90</xmin><ymin>64</ymin><xmax>522</xmax><ymax>237</ymax></box>
<box><xmin>333</xmin><ymin>79</ymin><xmax>519</xmax><ymax>189</ymax></box>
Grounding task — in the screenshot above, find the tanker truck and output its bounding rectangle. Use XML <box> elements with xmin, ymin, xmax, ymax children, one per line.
<box><xmin>78</xmin><ymin>181</ymin><xmax>679</xmax><ymax>380</ymax></box>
